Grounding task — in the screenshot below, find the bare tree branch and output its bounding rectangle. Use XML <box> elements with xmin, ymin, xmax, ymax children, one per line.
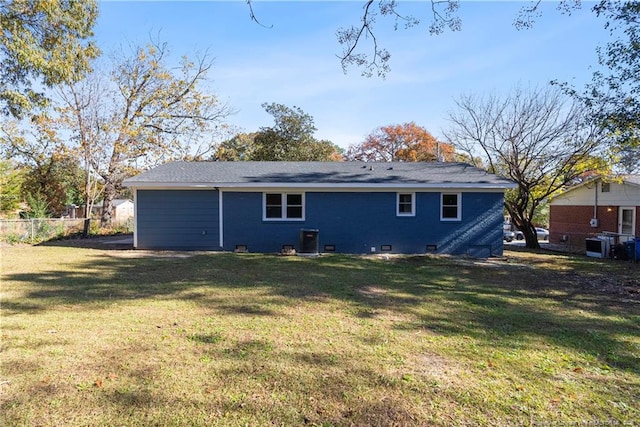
<box><xmin>242</xmin><ymin>1</ymin><xmax>584</xmax><ymax>78</ymax></box>
<box><xmin>444</xmin><ymin>85</ymin><xmax>608</xmax><ymax>248</ymax></box>
<box><xmin>245</xmin><ymin>0</ymin><xmax>273</xmax><ymax>29</ymax></box>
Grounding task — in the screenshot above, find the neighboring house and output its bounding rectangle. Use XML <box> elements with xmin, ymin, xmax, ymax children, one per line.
<box><xmin>122</xmin><ymin>161</ymin><xmax>516</xmax><ymax>256</ymax></box>
<box><xmin>90</xmin><ymin>199</ymin><xmax>135</xmax><ymax>223</ymax></box>
<box><xmin>549</xmin><ymin>175</ymin><xmax>640</xmax><ymax>246</ymax></box>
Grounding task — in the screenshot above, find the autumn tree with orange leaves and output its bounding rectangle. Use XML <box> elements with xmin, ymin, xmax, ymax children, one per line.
<box><xmin>345</xmin><ymin>122</ymin><xmax>454</xmax><ymax>162</ymax></box>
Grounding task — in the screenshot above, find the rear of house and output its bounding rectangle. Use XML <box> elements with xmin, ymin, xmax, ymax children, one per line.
<box><xmin>549</xmin><ymin>176</ymin><xmax>640</xmax><ymax>250</ymax></box>
<box><xmin>123</xmin><ymin>161</ymin><xmax>515</xmax><ymax>256</ymax></box>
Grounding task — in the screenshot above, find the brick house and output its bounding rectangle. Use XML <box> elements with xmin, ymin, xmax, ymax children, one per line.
<box><xmin>549</xmin><ymin>175</ymin><xmax>640</xmax><ymax>248</ymax></box>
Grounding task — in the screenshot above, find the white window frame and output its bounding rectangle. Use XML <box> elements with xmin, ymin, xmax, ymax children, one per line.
<box><xmin>440</xmin><ymin>192</ymin><xmax>462</xmax><ymax>221</ymax></box>
<box><xmin>396</xmin><ymin>192</ymin><xmax>415</xmax><ymax>217</ymax></box>
<box><xmin>263</xmin><ymin>192</ymin><xmax>305</xmax><ymax>221</ymax></box>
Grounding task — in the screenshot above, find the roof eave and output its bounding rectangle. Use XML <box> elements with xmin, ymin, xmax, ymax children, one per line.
<box><xmin>554</xmin><ymin>174</ymin><xmax>640</xmax><ymax>197</ymax></box>
<box><xmin>123</xmin><ymin>181</ymin><xmax>516</xmax><ymax>190</ymax></box>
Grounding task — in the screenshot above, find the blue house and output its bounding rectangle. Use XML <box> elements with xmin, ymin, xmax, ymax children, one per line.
<box><xmin>123</xmin><ymin>161</ymin><xmax>516</xmax><ymax>256</ymax></box>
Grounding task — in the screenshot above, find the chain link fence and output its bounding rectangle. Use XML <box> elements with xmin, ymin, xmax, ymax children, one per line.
<box><xmin>1</xmin><ymin>218</ymin><xmax>95</xmax><ymax>244</ymax></box>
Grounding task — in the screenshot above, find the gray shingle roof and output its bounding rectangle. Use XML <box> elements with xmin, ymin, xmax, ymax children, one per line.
<box><xmin>123</xmin><ymin>161</ymin><xmax>516</xmax><ymax>188</ymax></box>
<box><xmin>623</xmin><ymin>174</ymin><xmax>640</xmax><ymax>186</ymax></box>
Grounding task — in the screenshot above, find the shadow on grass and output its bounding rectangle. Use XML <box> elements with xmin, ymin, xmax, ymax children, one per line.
<box><xmin>4</xmin><ymin>250</ymin><xmax>640</xmax><ymax>379</ymax></box>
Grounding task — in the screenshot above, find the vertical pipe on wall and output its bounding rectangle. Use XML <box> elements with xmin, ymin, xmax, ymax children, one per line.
<box><xmin>218</xmin><ymin>189</ymin><xmax>224</xmax><ymax>249</ymax></box>
<box><xmin>593</xmin><ymin>182</ymin><xmax>598</xmax><ymax>218</ymax></box>
<box><xmin>133</xmin><ymin>188</ymin><xmax>138</xmax><ymax>248</ymax></box>
<box><xmin>593</xmin><ymin>182</ymin><xmax>598</xmax><ymax>220</ymax></box>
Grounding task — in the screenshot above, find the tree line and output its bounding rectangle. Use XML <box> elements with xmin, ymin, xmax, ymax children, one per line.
<box><xmin>1</xmin><ymin>0</ymin><xmax>638</xmax><ymax>250</ymax></box>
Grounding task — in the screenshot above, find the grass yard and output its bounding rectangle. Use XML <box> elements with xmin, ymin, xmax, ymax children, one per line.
<box><xmin>1</xmin><ymin>243</ymin><xmax>639</xmax><ymax>426</ymax></box>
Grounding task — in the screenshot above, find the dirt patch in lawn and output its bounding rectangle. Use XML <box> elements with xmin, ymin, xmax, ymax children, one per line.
<box><xmin>38</xmin><ymin>234</ymin><xmax>134</xmax><ymax>250</ymax></box>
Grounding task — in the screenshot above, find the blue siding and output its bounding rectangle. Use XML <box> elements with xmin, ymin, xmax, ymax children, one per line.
<box><xmin>222</xmin><ymin>191</ymin><xmax>505</xmax><ymax>256</ymax></box>
<box><xmin>136</xmin><ymin>190</ymin><xmax>219</xmax><ymax>250</ymax></box>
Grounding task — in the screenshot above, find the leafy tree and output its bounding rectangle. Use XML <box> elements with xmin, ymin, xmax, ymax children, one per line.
<box><xmin>444</xmin><ymin>85</ymin><xmax>608</xmax><ymax>249</ymax></box>
<box><xmin>214</xmin><ymin>132</ymin><xmax>258</xmax><ymax>161</ymax></box>
<box><xmin>251</xmin><ymin>103</ymin><xmax>342</xmax><ymax>161</ymax></box>
<box><xmin>57</xmin><ymin>41</ymin><xmax>233</xmax><ymax>226</ymax></box>
<box><xmin>0</xmin><ymin>0</ymin><xmax>100</xmax><ymax>117</ymax></box>
<box><xmin>0</xmin><ymin>113</ymin><xmax>83</xmax><ymax>215</ymax></box>
<box><xmin>557</xmin><ymin>1</ymin><xmax>639</xmax><ymax>172</ymax></box>
<box><xmin>20</xmin><ymin>152</ymin><xmax>85</xmax><ymax>216</ymax></box>
<box><xmin>23</xmin><ymin>191</ymin><xmax>48</xmax><ymax>218</ymax></box>
<box><xmin>0</xmin><ymin>113</ymin><xmax>60</xmax><ymax>166</ymax></box>
<box><xmin>345</xmin><ymin>122</ymin><xmax>454</xmax><ymax>162</ymax></box>
<box><xmin>0</xmin><ymin>159</ymin><xmax>24</xmax><ymax>217</ymax></box>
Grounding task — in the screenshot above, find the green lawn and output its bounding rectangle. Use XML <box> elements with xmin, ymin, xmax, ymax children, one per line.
<box><xmin>1</xmin><ymin>244</ymin><xmax>638</xmax><ymax>426</ymax></box>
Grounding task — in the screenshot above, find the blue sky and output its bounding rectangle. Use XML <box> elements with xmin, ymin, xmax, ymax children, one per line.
<box><xmin>96</xmin><ymin>1</ymin><xmax>610</xmax><ymax>149</ymax></box>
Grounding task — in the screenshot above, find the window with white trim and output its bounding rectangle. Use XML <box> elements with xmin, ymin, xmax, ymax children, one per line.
<box><xmin>441</xmin><ymin>193</ymin><xmax>461</xmax><ymax>221</ymax></box>
<box><xmin>397</xmin><ymin>193</ymin><xmax>415</xmax><ymax>216</ymax></box>
<box><xmin>264</xmin><ymin>193</ymin><xmax>305</xmax><ymax>220</ymax></box>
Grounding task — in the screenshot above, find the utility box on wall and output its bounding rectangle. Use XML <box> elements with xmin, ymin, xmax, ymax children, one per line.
<box><xmin>590</xmin><ymin>218</ymin><xmax>599</xmax><ymax>228</ymax></box>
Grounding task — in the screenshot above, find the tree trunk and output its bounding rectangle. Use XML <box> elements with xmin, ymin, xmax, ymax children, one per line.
<box><xmin>101</xmin><ymin>138</ymin><xmax>123</xmax><ymax>228</ymax></box>
<box><xmin>101</xmin><ymin>178</ymin><xmax>116</xmax><ymax>227</ymax></box>
<box><xmin>522</xmin><ymin>225</ymin><xmax>540</xmax><ymax>249</ymax></box>
<box><xmin>508</xmin><ymin>207</ymin><xmax>541</xmax><ymax>250</ymax></box>
<box><xmin>84</xmin><ymin>166</ymin><xmax>94</xmax><ymax>219</ymax></box>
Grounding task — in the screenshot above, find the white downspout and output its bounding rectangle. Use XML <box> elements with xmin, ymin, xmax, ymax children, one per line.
<box><xmin>133</xmin><ymin>188</ymin><xmax>138</xmax><ymax>248</ymax></box>
<box><xmin>593</xmin><ymin>182</ymin><xmax>598</xmax><ymax>220</ymax></box>
<box><xmin>218</xmin><ymin>189</ymin><xmax>224</xmax><ymax>249</ymax></box>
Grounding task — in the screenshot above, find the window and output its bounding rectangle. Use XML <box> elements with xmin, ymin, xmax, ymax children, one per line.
<box><xmin>397</xmin><ymin>193</ymin><xmax>415</xmax><ymax>216</ymax></box>
<box><xmin>265</xmin><ymin>193</ymin><xmax>282</xmax><ymax>218</ymax></box>
<box><xmin>601</xmin><ymin>182</ymin><xmax>610</xmax><ymax>193</ymax></box>
<box><xmin>441</xmin><ymin>193</ymin><xmax>461</xmax><ymax>221</ymax></box>
<box><xmin>264</xmin><ymin>193</ymin><xmax>304</xmax><ymax>220</ymax></box>
<box><xmin>286</xmin><ymin>193</ymin><xmax>303</xmax><ymax>218</ymax></box>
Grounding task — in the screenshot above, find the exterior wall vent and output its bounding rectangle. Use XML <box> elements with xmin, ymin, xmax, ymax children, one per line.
<box><xmin>281</xmin><ymin>244</ymin><xmax>296</xmax><ymax>255</ymax></box>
